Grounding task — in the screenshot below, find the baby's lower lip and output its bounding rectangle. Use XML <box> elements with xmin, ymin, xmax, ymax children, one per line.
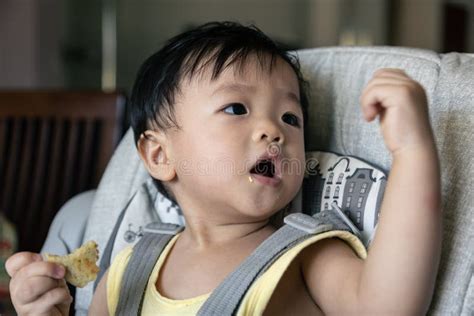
<box><xmin>250</xmin><ymin>174</ymin><xmax>282</xmax><ymax>187</ymax></box>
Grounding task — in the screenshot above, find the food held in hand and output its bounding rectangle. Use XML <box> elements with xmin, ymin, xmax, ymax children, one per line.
<box><xmin>44</xmin><ymin>241</ymin><xmax>99</xmax><ymax>288</ymax></box>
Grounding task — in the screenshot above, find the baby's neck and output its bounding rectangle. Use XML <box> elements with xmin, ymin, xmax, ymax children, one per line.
<box><xmin>156</xmin><ymin>217</ymin><xmax>277</xmax><ymax>300</ymax></box>
<box><xmin>178</xmin><ymin>217</ymin><xmax>276</xmax><ymax>251</ymax></box>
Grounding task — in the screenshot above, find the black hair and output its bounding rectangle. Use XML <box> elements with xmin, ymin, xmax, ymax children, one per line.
<box><xmin>130</xmin><ymin>21</ymin><xmax>310</xmax><ymax>204</ymax></box>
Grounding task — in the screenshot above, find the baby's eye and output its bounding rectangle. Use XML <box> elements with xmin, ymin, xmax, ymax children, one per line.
<box><xmin>223</xmin><ymin>103</ymin><xmax>248</xmax><ymax>115</ymax></box>
<box><xmin>282</xmin><ymin>113</ymin><xmax>300</xmax><ymax>127</ymax></box>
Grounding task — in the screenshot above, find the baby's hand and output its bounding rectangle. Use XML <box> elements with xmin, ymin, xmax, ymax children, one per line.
<box><xmin>6</xmin><ymin>252</ymin><xmax>73</xmax><ymax>316</ymax></box>
<box><xmin>360</xmin><ymin>68</ymin><xmax>435</xmax><ymax>155</ymax></box>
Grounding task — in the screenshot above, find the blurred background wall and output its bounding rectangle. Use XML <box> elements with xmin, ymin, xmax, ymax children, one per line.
<box><xmin>1</xmin><ymin>0</ymin><xmax>473</xmax><ymax>95</ymax></box>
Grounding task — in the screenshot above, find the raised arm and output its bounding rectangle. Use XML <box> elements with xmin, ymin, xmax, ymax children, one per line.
<box><xmin>302</xmin><ymin>69</ymin><xmax>442</xmax><ymax>315</ymax></box>
<box><xmin>357</xmin><ymin>68</ymin><xmax>442</xmax><ymax>314</ymax></box>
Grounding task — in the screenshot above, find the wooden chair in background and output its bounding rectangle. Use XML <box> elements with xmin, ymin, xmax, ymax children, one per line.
<box><xmin>0</xmin><ymin>91</ymin><xmax>126</xmax><ymax>252</ymax></box>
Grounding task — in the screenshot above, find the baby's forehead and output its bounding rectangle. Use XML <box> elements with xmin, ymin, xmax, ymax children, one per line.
<box><xmin>181</xmin><ymin>54</ymin><xmax>299</xmax><ymax>91</ymax></box>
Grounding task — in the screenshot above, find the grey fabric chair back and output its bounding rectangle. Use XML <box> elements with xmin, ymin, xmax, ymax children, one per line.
<box><xmin>298</xmin><ymin>47</ymin><xmax>473</xmax><ymax>315</ymax></box>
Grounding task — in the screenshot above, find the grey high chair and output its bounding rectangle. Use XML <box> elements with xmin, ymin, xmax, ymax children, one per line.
<box><xmin>42</xmin><ymin>46</ymin><xmax>474</xmax><ymax>315</ymax></box>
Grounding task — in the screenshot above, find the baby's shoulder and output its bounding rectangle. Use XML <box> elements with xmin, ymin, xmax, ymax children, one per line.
<box><xmin>290</xmin><ymin>229</ymin><xmax>367</xmax><ymax>279</ymax></box>
<box><xmin>263</xmin><ymin>237</ymin><xmax>361</xmax><ymax>315</ymax></box>
<box><xmin>297</xmin><ymin>238</ymin><xmax>364</xmax><ymax>312</ymax></box>
<box><xmin>300</xmin><ymin>237</ymin><xmax>362</xmax><ymax>271</ymax></box>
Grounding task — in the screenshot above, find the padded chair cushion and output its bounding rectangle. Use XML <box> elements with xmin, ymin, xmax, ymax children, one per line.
<box><xmin>300</xmin><ymin>151</ymin><xmax>387</xmax><ymax>247</ymax></box>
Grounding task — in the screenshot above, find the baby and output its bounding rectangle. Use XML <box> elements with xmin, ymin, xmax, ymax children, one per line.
<box><xmin>7</xmin><ymin>22</ymin><xmax>441</xmax><ymax>315</ymax></box>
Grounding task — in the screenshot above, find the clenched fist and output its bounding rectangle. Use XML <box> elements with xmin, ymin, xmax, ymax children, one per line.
<box><xmin>360</xmin><ymin>68</ymin><xmax>435</xmax><ymax>155</ymax></box>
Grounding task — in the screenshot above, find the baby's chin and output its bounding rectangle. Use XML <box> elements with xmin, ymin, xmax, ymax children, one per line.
<box><xmin>235</xmin><ymin>197</ymin><xmax>292</xmax><ymax>221</ymax></box>
<box><xmin>231</xmin><ymin>207</ymin><xmax>289</xmax><ymax>230</ymax></box>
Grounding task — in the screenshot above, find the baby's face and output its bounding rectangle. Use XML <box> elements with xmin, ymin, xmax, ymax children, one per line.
<box><xmin>166</xmin><ymin>55</ymin><xmax>305</xmax><ymax>222</ymax></box>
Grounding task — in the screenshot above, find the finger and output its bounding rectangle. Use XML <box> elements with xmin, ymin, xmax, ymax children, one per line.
<box><xmin>364</xmin><ymin>77</ymin><xmax>412</xmax><ymax>93</ymax></box>
<box><xmin>11</xmin><ymin>261</ymin><xmax>66</xmax><ymax>300</ymax></box>
<box><xmin>373</xmin><ymin>68</ymin><xmax>408</xmax><ymax>79</ymax></box>
<box><xmin>22</xmin><ymin>287</ymin><xmax>72</xmax><ymax>315</ymax></box>
<box><xmin>6</xmin><ymin>252</ymin><xmax>43</xmax><ymax>277</ymax></box>
<box><xmin>58</xmin><ymin>278</ymin><xmax>68</xmax><ymax>289</ymax></box>
<box><xmin>17</xmin><ymin>261</ymin><xmax>66</xmax><ymax>280</ymax></box>
<box><xmin>12</xmin><ymin>275</ymin><xmax>62</xmax><ymax>305</ymax></box>
<box><xmin>360</xmin><ymin>84</ymin><xmax>380</xmax><ymax>121</ymax></box>
<box><xmin>361</xmin><ymin>101</ymin><xmax>383</xmax><ymax>122</ymax></box>
<box><xmin>372</xmin><ymin>73</ymin><xmax>412</xmax><ymax>83</ymax></box>
<box><xmin>360</xmin><ymin>84</ymin><xmax>402</xmax><ymax>121</ymax></box>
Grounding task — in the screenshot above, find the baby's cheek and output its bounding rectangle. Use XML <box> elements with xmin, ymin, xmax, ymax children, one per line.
<box><xmin>283</xmin><ymin>157</ymin><xmax>305</xmax><ymax>178</ymax></box>
<box><xmin>287</xmin><ymin>167</ymin><xmax>305</xmax><ymax>196</ymax></box>
<box><xmin>290</xmin><ymin>176</ymin><xmax>304</xmax><ymax>196</ymax></box>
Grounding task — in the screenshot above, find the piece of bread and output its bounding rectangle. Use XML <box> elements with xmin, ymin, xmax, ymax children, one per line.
<box><xmin>44</xmin><ymin>240</ymin><xmax>99</xmax><ymax>288</ymax></box>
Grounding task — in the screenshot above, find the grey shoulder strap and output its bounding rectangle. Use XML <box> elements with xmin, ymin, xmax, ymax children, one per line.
<box><xmin>197</xmin><ymin>207</ymin><xmax>358</xmax><ymax>315</ymax></box>
<box><xmin>115</xmin><ymin>223</ymin><xmax>183</xmax><ymax>316</ymax></box>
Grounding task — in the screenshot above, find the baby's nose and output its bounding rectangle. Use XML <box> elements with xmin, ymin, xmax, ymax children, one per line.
<box><xmin>252</xmin><ymin>121</ymin><xmax>285</xmax><ymax>144</ymax></box>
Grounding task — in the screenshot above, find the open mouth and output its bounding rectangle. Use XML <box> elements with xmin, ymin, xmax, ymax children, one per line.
<box><xmin>250</xmin><ymin>159</ymin><xmax>276</xmax><ymax>178</ymax></box>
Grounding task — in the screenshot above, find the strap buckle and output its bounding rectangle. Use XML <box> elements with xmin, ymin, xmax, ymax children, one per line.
<box><xmin>284</xmin><ymin>213</ymin><xmax>333</xmax><ymax>234</ymax></box>
<box><xmin>143</xmin><ymin>222</ymin><xmax>184</xmax><ymax>235</ymax></box>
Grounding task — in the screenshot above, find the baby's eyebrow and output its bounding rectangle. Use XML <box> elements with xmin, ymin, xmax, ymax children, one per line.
<box><xmin>285</xmin><ymin>91</ymin><xmax>301</xmax><ymax>104</ymax></box>
<box><xmin>211</xmin><ymin>83</ymin><xmax>300</xmax><ymax>104</ymax></box>
<box><xmin>211</xmin><ymin>83</ymin><xmax>256</xmax><ymax>96</ymax></box>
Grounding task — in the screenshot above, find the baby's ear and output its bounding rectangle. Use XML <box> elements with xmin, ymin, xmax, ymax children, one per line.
<box><xmin>137</xmin><ymin>130</ymin><xmax>176</xmax><ymax>181</ymax></box>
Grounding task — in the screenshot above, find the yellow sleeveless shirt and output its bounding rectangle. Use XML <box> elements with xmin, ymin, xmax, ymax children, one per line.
<box><xmin>107</xmin><ymin>231</ymin><xmax>366</xmax><ymax>315</ymax></box>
